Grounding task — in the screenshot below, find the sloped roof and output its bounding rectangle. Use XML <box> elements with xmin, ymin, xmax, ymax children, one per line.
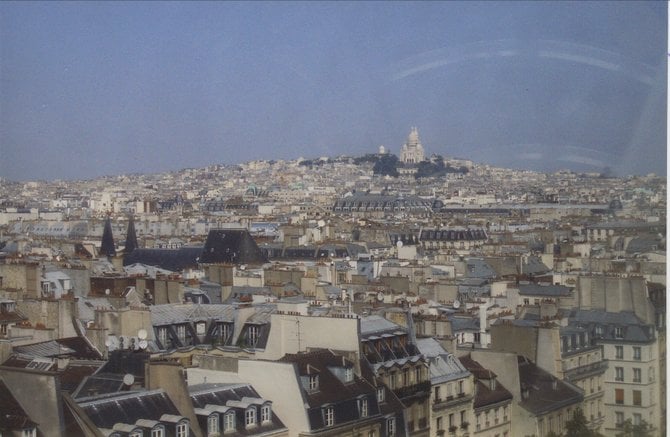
<box><xmin>200</xmin><ymin>229</ymin><xmax>267</xmax><ymax>265</ymax></box>
<box><xmin>77</xmin><ymin>389</ymin><xmax>182</xmax><ymax>429</ymax></box>
<box><xmin>517</xmin><ymin>355</ymin><xmax>582</xmax><ymax>415</ymax></box>
<box><xmin>151</xmin><ymin>303</ymin><xmax>236</xmax><ymax>326</ymax></box>
<box><xmin>0</xmin><ymin>379</ymin><xmax>37</xmax><ymax>430</ymax></box>
<box><xmin>123</xmin><ymin>247</ymin><xmax>203</xmax><ymax>272</ymax></box>
<box><xmin>459</xmin><ymin>355</ymin><xmax>513</xmax><ymax>409</ymax></box>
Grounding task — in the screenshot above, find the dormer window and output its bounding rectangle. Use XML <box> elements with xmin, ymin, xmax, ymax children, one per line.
<box><xmin>324</xmin><ymin>406</ymin><xmax>335</xmax><ymax>427</ymax></box>
<box><xmin>345</xmin><ymin>367</ymin><xmax>354</xmax><ymax>383</ymax></box>
<box><xmin>377</xmin><ymin>386</ymin><xmax>385</xmax><ymax>403</ymax></box>
<box><xmin>151</xmin><ymin>426</ymin><xmax>165</xmax><ymax>437</ymax></box>
<box><xmin>248</xmin><ymin>325</ymin><xmax>260</xmax><ymax>346</ymax></box>
<box><xmin>261</xmin><ymin>405</ymin><xmax>272</xmax><ymax>424</ymax></box>
<box><xmin>245</xmin><ymin>407</ymin><xmax>257</xmax><ymax>428</ymax></box>
<box><xmin>176</xmin><ymin>421</ymin><xmax>189</xmax><ymax>437</ymax></box>
<box><xmin>309</xmin><ymin>374</ymin><xmax>319</xmax><ymax>391</ymax></box>
<box><xmin>223</xmin><ymin>412</ymin><xmax>235</xmax><ymax>433</ymax></box>
<box><xmin>358</xmin><ymin>397</ymin><xmax>369</xmax><ymax>418</ymax></box>
<box><xmin>207</xmin><ymin>414</ymin><xmax>219</xmax><ymax>435</ymax></box>
<box><xmin>614</xmin><ymin>327</ymin><xmax>624</xmax><ymax>339</ymax></box>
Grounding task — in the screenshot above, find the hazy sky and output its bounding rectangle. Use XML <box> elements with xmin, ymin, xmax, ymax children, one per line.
<box><xmin>1</xmin><ymin>1</ymin><xmax>666</xmax><ymax>181</ymax></box>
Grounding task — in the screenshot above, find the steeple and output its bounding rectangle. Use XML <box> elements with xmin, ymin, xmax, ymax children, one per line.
<box><xmin>100</xmin><ymin>217</ymin><xmax>116</xmax><ymax>257</ymax></box>
<box><xmin>124</xmin><ymin>215</ymin><xmax>138</xmax><ymax>254</ymax></box>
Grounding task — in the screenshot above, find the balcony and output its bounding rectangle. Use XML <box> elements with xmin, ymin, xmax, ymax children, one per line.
<box><xmin>564</xmin><ymin>360</ymin><xmax>608</xmax><ymax>381</ymax></box>
<box><xmin>433</xmin><ymin>392</ymin><xmax>473</xmax><ymax>411</ymax></box>
<box><xmin>394</xmin><ymin>380</ymin><xmax>431</xmax><ymax>402</ymax></box>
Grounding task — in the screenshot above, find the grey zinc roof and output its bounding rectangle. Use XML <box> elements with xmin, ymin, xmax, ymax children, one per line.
<box><xmin>416</xmin><ymin>338</ymin><xmax>470</xmax><ymax>383</ymax></box>
<box><xmin>517</xmin><ymin>283</ymin><xmax>572</xmax><ymax>297</ymax></box>
<box><xmin>360</xmin><ymin>315</ymin><xmax>402</xmax><ymax>336</ymax></box>
<box><xmin>151</xmin><ymin>303</ymin><xmax>236</xmax><ymax>325</ymax></box>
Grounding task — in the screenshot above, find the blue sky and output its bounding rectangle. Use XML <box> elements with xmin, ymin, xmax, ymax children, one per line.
<box><xmin>1</xmin><ymin>1</ymin><xmax>666</xmax><ymax>181</ymax></box>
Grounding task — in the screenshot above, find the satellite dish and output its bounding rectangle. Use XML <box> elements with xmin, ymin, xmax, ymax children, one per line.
<box><xmin>396</xmin><ymin>240</ymin><xmax>403</xmax><ymax>248</ymax></box>
<box><xmin>137</xmin><ymin>329</ymin><xmax>148</xmax><ymax>340</ymax></box>
<box><xmin>105</xmin><ymin>288</ymin><xmax>110</xmax><ymax>295</ymax></box>
<box><xmin>138</xmin><ymin>339</ymin><xmax>148</xmax><ymax>350</ymax></box>
<box><xmin>377</xmin><ymin>291</ymin><xmax>385</xmax><ymax>301</ymax></box>
<box><xmin>453</xmin><ymin>300</ymin><xmax>461</xmax><ymax>309</ymax></box>
<box><xmin>123</xmin><ymin>374</ymin><xmax>135</xmax><ymax>386</ymax></box>
<box><xmin>104</xmin><ymin>338</ymin><xmax>112</xmax><ymax>347</ymax></box>
<box><xmin>318</xmin><ymin>220</ymin><xmax>326</xmax><ymax>228</ymax></box>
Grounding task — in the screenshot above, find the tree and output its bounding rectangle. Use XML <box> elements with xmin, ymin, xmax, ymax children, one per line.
<box><xmin>372</xmin><ymin>154</ymin><xmax>399</xmax><ymax>177</ymax></box>
<box><xmin>564</xmin><ymin>408</ymin><xmax>603</xmax><ymax>437</ymax></box>
<box><xmin>615</xmin><ymin>419</ymin><xmax>653</xmax><ymax>437</ymax></box>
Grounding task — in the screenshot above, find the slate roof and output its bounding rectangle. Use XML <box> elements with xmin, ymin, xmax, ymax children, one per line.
<box><xmin>0</xmin><ymin>379</ymin><xmax>37</xmax><ymax>431</ymax></box>
<box><xmin>459</xmin><ymin>355</ymin><xmax>513</xmax><ymax>410</ymax></box>
<box><xmin>77</xmin><ymin>389</ymin><xmax>183</xmax><ymax>429</ymax></box>
<box><xmin>189</xmin><ymin>383</ymin><xmax>287</xmax><ymax>436</ymax></box>
<box><xmin>420</xmin><ymin>228</ymin><xmax>488</xmax><ymax>242</ymax></box>
<box><xmin>517</xmin><ymin>355</ymin><xmax>583</xmax><ymax>415</ymax></box>
<box><xmin>123</xmin><ymin>247</ymin><xmax>203</xmax><ymax>272</ymax></box>
<box><xmin>568</xmin><ymin>309</ymin><xmax>655</xmax><ymax>343</ymax></box>
<box><xmin>100</xmin><ymin>217</ymin><xmax>116</xmax><ymax>257</ymax></box>
<box><xmin>279</xmin><ymin>349</ymin><xmax>381</xmax><ymax>431</ymax></box>
<box><xmin>199</xmin><ymin>229</ymin><xmax>268</xmax><ymax>264</ymax></box>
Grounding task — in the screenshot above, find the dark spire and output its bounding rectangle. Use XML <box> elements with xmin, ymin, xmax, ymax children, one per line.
<box><xmin>124</xmin><ymin>215</ymin><xmax>138</xmax><ymax>253</ymax></box>
<box><xmin>100</xmin><ymin>217</ymin><xmax>116</xmax><ymax>257</ymax></box>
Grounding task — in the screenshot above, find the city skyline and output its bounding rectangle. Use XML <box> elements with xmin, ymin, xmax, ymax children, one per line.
<box><xmin>1</xmin><ymin>1</ymin><xmax>667</xmax><ymax>181</ymax></box>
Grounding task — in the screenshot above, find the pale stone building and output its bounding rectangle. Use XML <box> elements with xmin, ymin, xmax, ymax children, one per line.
<box><xmin>400</xmin><ymin>127</ymin><xmax>425</xmax><ymax>164</ymax></box>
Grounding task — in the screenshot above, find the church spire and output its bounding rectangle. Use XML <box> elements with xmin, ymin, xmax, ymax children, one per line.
<box><xmin>124</xmin><ymin>215</ymin><xmax>138</xmax><ymax>253</ymax></box>
<box><xmin>100</xmin><ymin>216</ymin><xmax>116</xmax><ymax>257</ymax></box>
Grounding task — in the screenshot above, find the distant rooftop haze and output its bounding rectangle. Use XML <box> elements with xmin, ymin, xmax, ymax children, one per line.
<box><xmin>1</xmin><ymin>1</ymin><xmax>666</xmax><ymax>181</ymax></box>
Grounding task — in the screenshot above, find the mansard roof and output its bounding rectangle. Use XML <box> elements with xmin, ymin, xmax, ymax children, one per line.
<box><xmin>77</xmin><ymin>389</ymin><xmax>184</xmax><ymax>429</ymax></box>
<box><xmin>459</xmin><ymin>355</ymin><xmax>513</xmax><ymax>410</ymax></box>
<box><xmin>517</xmin><ymin>355</ymin><xmax>583</xmax><ymax>415</ymax></box>
<box><xmin>199</xmin><ymin>229</ymin><xmax>268</xmax><ymax>265</ymax></box>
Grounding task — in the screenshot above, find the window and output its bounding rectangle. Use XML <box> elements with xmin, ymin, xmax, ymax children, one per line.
<box><xmin>615</xmin><ymin>367</ymin><xmax>624</xmax><ymax>381</ymax></box>
<box><xmin>615</xmin><ymin>412</ymin><xmax>624</xmax><ymax>427</ymax></box>
<box><xmin>387</xmin><ymin>417</ymin><xmax>396</xmax><ymax>436</ymax></box>
<box><xmin>196</xmin><ymin>322</ymin><xmax>206</xmax><ymax>335</ymax></box>
<box><xmin>633</xmin><ymin>368</ymin><xmax>641</xmax><ymax>383</ymax></box>
<box><xmin>615</xmin><ymin>388</ymin><xmax>624</xmax><ymax>405</ymax></box>
<box><xmin>151</xmin><ymin>427</ymin><xmax>164</xmax><ymax>437</ymax></box>
<box><xmin>248</xmin><ymin>325</ymin><xmax>259</xmax><ymax>346</ymax></box>
<box><xmin>633</xmin><ymin>347</ymin><xmax>641</xmax><ymax>360</ymax></box>
<box><xmin>415</xmin><ymin>366</ymin><xmax>421</xmax><ymax>382</ymax></box>
<box><xmin>207</xmin><ymin>415</ymin><xmax>218</xmax><ymax>435</ymax></box>
<box><xmin>176</xmin><ymin>422</ymin><xmax>188</xmax><ymax>437</ymax></box>
<box><xmin>449</xmin><ymin>413</ymin><xmax>454</xmax><ymax>427</ymax></box>
<box><xmin>461</xmin><ymin>410</ymin><xmax>466</xmax><ymax>425</ymax></box>
<box><xmin>615</xmin><ymin>345</ymin><xmax>623</xmax><ymax>359</ymax></box>
<box><xmin>223</xmin><ymin>413</ymin><xmax>235</xmax><ymax>432</ymax></box>
<box><xmin>436</xmin><ymin>417</ymin><xmax>443</xmax><ymax>431</ymax></box>
<box><xmin>325</xmin><ymin>407</ymin><xmax>334</xmax><ymax>427</ymax></box>
<box><xmin>633</xmin><ymin>390</ymin><xmax>641</xmax><ymax>406</ymax></box>
<box><xmin>22</xmin><ymin>429</ymin><xmax>37</xmax><ymax>437</ymax></box>
<box><xmin>309</xmin><ymin>375</ymin><xmax>319</xmax><ymax>391</ymax></box>
<box><xmin>261</xmin><ymin>405</ymin><xmax>272</xmax><ymax>423</ymax></box>
<box><xmin>377</xmin><ymin>386</ymin><xmax>385</xmax><ymax>403</ymax></box>
<box><xmin>434</xmin><ymin>385</ymin><xmax>441</xmax><ymax>401</ymax></box>
<box><xmin>360</xmin><ymin>398</ymin><xmax>368</xmax><ymax>418</ymax></box>
<box><xmin>476</xmin><ymin>413</ymin><xmax>481</xmax><ymax>431</ymax></box>
<box><xmin>614</xmin><ymin>327</ymin><xmax>624</xmax><ymax>338</ymax></box>
<box><xmin>176</xmin><ymin>324</ymin><xmax>186</xmax><ymax>341</ymax></box>
<box><xmin>633</xmin><ymin>413</ymin><xmax>642</xmax><ymax>426</ymax></box>
<box><xmin>389</xmin><ymin>371</ymin><xmax>396</xmax><ymax>389</ymax></box>
<box><xmin>649</xmin><ymin>366</ymin><xmax>655</xmax><ymax>382</ymax></box>
<box><xmin>245</xmin><ymin>407</ymin><xmax>256</xmax><ymax>427</ymax></box>
<box><xmin>403</xmin><ymin>368</ymin><xmax>410</xmax><ymax>386</ymax></box>
<box><xmin>345</xmin><ymin>367</ymin><xmax>354</xmax><ymax>383</ymax></box>
<box><xmin>458</xmin><ymin>380</ymin><xmax>464</xmax><ymax>394</ymax></box>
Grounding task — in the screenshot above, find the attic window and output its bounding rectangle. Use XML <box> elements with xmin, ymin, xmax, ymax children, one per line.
<box><xmin>614</xmin><ymin>327</ymin><xmax>624</xmax><ymax>339</ymax></box>
<box><xmin>345</xmin><ymin>367</ymin><xmax>354</xmax><ymax>383</ymax></box>
<box><xmin>245</xmin><ymin>407</ymin><xmax>257</xmax><ymax>428</ymax></box>
<box><xmin>223</xmin><ymin>412</ymin><xmax>235</xmax><ymax>432</ymax></box>
<box><xmin>309</xmin><ymin>374</ymin><xmax>319</xmax><ymax>391</ymax></box>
